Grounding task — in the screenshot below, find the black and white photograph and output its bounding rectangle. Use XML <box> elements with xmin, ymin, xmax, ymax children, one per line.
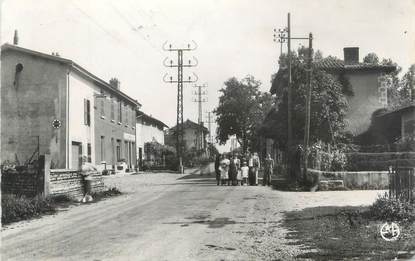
<box><xmin>1</xmin><ymin>0</ymin><xmax>415</xmax><ymax>260</ymax></box>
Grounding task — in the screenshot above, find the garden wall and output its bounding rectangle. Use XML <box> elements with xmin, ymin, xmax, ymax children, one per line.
<box><xmin>1</xmin><ymin>169</ymin><xmax>44</xmax><ymax>197</ymax></box>
<box><xmin>345</xmin><ymin>152</ymin><xmax>415</xmax><ymax>171</ymax></box>
<box><xmin>307</xmin><ymin>169</ymin><xmax>389</xmax><ymax>190</ymax></box>
<box><xmin>1</xmin><ymin>154</ymin><xmax>104</xmax><ymax>198</ymax></box>
<box><xmin>49</xmin><ymin>170</ymin><xmax>104</xmax><ymax>198</ymax></box>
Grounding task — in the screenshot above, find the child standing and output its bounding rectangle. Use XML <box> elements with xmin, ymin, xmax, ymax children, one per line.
<box><xmin>241</xmin><ymin>161</ymin><xmax>249</xmax><ymax>186</ymax></box>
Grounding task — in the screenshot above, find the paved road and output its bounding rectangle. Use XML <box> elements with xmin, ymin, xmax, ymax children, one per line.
<box><xmin>1</xmin><ymin>171</ymin><xmax>384</xmax><ymax>261</ymax></box>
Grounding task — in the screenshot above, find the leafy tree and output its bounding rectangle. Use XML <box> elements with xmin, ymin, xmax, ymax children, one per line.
<box><xmin>400</xmin><ymin>64</ymin><xmax>415</xmax><ymax>102</ymax></box>
<box><xmin>363</xmin><ymin>53</ymin><xmax>379</xmax><ymax>64</ymax></box>
<box><xmin>214</xmin><ymin>76</ymin><xmax>274</xmax><ymax>153</ymax></box>
<box><xmin>265</xmin><ymin>48</ymin><xmax>349</xmax><ymax>148</ymax></box>
<box><xmin>380</xmin><ymin>58</ymin><xmax>402</xmax><ymax>109</ymax></box>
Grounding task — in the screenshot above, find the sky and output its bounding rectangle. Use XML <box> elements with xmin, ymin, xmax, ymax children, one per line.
<box><xmin>1</xmin><ymin>0</ymin><xmax>414</xmax><ymax>152</ymax></box>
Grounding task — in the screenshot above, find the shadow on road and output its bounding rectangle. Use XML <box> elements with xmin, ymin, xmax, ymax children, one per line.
<box><xmin>163</xmin><ymin>217</ymin><xmax>280</xmax><ymax>229</ymax></box>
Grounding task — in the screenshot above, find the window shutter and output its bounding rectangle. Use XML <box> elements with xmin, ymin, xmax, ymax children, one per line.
<box><xmin>84</xmin><ymin>99</ymin><xmax>87</xmax><ymax>125</ymax></box>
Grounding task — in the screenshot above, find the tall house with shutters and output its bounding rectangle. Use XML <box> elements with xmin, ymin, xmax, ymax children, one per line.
<box><xmin>270</xmin><ymin>47</ymin><xmax>396</xmax><ymax>136</ymax></box>
<box><xmin>1</xmin><ymin>43</ymin><xmax>140</xmax><ymax>171</ymax></box>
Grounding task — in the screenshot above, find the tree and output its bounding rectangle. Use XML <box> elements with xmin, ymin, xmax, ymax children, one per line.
<box><xmin>380</xmin><ymin>58</ymin><xmax>402</xmax><ymax>109</ymax></box>
<box><xmin>363</xmin><ymin>53</ymin><xmax>379</xmax><ymax>64</ymax></box>
<box><xmin>214</xmin><ymin>75</ymin><xmax>274</xmax><ymax>153</ymax></box>
<box><xmin>266</xmin><ymin>48</ymin><xmax>349</xmax><ymax>148</ymax></box>
<box><xmin>400</xmin><ymin>64</ymin><xmax>415</xmax><ymax>102</ymax></box>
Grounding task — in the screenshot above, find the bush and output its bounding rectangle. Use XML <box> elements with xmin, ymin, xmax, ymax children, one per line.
<box><xmin>369</xmin><ymin>193</ymin><xmax>415</xmax><ymax>222</ymax></box>
<box><xmin>2</xmin><ymin>194</ymin><xmax>55</xmax><ymax>224</ymax></box>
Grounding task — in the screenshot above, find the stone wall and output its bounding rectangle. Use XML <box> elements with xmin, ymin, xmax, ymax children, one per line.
<box><xmin>307</xmin><ymin>169</ymin><xmax>389</xmax><ymax>190</ymax></box>
<box><xmin>1</xmin><ymin>169</ymin><xmax>43</xmax><ymax>197</ymax></box>
<box><xmin>49</xmin><ymin>169</ymin><xmax>104</xmax><ymax>198</ymax></box>
<box><xmin>2</xmin><ymin>155</ymin><xmax>104</xmax><ymax>198</ymax></box>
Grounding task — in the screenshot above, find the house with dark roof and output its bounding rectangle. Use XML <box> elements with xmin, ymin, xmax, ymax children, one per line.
<box><xmin>164</xmin><ymin>119</ymin><xmax>209</xmax><ymax>152</ymax></box>
<box><xmin>1</xmin><ymin>43</ymin><xmax>141</xmax><ymax>171</ymax></box>
<box><xmin>271</xmin><ymin>47</ymin><xmax>396</xmax><ymax>136</ymax></box>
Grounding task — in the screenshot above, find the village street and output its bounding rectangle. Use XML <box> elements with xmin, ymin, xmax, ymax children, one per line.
<box><xmin>1</xmin><ymin>169</ymin><xmax>385</xmax><ymax>261</ymax></box>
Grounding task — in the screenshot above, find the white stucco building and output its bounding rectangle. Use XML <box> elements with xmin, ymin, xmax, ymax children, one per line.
<box><xmin>136</xmin><ymin>112</ymin><xmax>168</xmax><ymax>169</ymax></box>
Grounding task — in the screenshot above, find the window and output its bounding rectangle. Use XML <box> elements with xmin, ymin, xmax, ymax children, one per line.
<box><xmin>100</xmin><ymin>136</ymin><xmax>105</xmax><ymax>162</ymax></box>
<box><xmin>87</xmin><ymin>143</ymin><xmax>92</xmax><ymax>163</ymax></box>
<box><xmin>100</xmin><ymin>99</ymin><xmax>105</xmax><ymax>117</ymax></box>
<box><xmin>132</xmin><ymin>109</ymin><xmax>136</xmax><ymax>126</ymax></box>
<box><xmin>84</xmin><ymin>99</ymin><xmax>91</xmax><ymax>126</ymax></box>
<box><xmin>116</xmin><ymin>140</ymin><xmax>121</xmax><ymax>161</ymax></box>
<box><xmin>111</xmin><ymin>138</ymin><xmax>115</xmax><ymax>164</ymax></box>
<box><xmin>125</xmin><ymin>105</ymin><xmax>129</xmax><ymax>125</ymax></box>
<box><xmin>118</xmin><ymin>100</ymin><xmax>122</xmax><ymax>122</ymax></box>
<box><xmin>111</xmin><ymin>98</ymin><xmax>115</xmax><ymax>120</ymax></box>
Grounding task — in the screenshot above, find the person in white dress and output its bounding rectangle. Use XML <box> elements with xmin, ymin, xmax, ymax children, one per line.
<box><xmin>240</xmin><ymin>161</ymin><xmax>249</xmax><ymax>185</ymax></box>
<box><xmin>219</xmin><ymin>155</ymin><xmax>230</xmax><ymax>185</ymax></box>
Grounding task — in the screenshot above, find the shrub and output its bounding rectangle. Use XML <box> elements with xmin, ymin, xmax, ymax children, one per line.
<box><xmin>369</xmin><ymin>193</ymin><xmax>415</xmax><ymax>222</ymax></box>
<box><xmin>2</xmin><ymin>194</ymin><xmax>55</xmax><ymax>224</ymax></box>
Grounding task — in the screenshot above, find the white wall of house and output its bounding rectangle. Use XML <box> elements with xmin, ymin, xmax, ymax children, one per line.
<box><xmin>136</xmin><ymin>121</ymin><xmax>165</xmax><ymax>163</ymax></box>
<box><xmin>68</xmin><ymin>71</ymin><xmax>99</xmax><ymax>169</ymax></box>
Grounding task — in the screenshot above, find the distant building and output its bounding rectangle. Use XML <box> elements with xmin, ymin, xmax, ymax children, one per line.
<box><xmin>136</xmin><ymin>112</ymin><xmax>168</xmax><ymax>169</ymax></box>
<box><xmin>1</xmin><ymin>43</ymin><xmax>141</xmax><ymax>171</ymax></box>
<box><xmin>165</xmin><ymin>119</ymin><xmax>209</xmax><ymax>152</ymax></box>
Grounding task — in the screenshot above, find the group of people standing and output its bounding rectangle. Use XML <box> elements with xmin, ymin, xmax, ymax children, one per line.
<box><xmin>214</xmin><ymin>152</ymin><xmax>274</xmax><ymax>186</ymax></box>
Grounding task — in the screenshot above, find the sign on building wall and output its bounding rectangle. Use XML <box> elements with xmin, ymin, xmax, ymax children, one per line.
<box><xmin>123</xmin><ymin>133</ymin><xmax>135</xmax><ymax>142</ymax></box>
<box><xmin>378</xmin><ymin>75</ymin><xmax>392</xmax><ymax>107</ymax></box>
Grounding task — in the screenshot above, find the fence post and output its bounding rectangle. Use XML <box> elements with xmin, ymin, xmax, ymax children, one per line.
<box><xmin>43</xmin><ymin>154</ymin><xmax>51</xmax><ymax>197</ymax></box>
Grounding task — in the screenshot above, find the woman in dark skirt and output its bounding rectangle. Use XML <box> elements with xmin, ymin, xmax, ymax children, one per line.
<box><xmin>214</xmin><ymin>154</ymin><xmax>221</xmax><ymax>186</ymax></box>
<box><xmin>229</xmin><ymin>155</ymin><xmax>238</xmax><ymax>186</ymax></box>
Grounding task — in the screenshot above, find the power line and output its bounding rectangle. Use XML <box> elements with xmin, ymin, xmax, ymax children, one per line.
<box><xmin>70</xmin><ymin>0</ymin><xmax>151</xmax><ymax>61</ymax></box>
<box><xmin>106</xmin><ymin>1</ymin><xmax>164</xmax><ymax>55</ymax></box>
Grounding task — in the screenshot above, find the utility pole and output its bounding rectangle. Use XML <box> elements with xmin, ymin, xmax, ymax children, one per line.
<box><xmin>193</xmin><ymin>84</ymin><xmax>207</xmax><ymax>125</ymax></box>
<box><xmin>205</xmin><ymin>110</ymin><xmax>215</xmax><ymax>145</ymax></box>
<box><xmin>274</xmin><ymin>13</ymin><xmax>314</xmax><ymax>182</ymax></box>
<box><xmin>303</xmin><ymin>33</ymin><xmax>313</xmax><ymax>181</ymax></box>
<box><xmin>192</xmin><ymin>84</ymin><xmax>207</xmax><ymax>151</ymax></box>
<box><xmin>163</xmin><ymin>41</ymin><xmax>198</xmax><ymax>173</ymax></box>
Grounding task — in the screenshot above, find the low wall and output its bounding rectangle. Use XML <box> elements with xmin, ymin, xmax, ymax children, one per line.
<box><xmin>1</xmin><ymin>169</ymin><xmax>44</xmax><ymax>197</ymax></box>
<box><xmin>346</xmin><ymin>152</ymin><xmax>415</xmax><ymax>171</ymax></box>
<box><xmin>2</xmin><ymin>155</ymin><xmax>104</xmax><ymax>199</ymax></box>
<box><xmin>50</xmin><ymin>169</ymin><xmax>104</xmax><ymax>198</ymax></box>
<box><xmin>184</xmin><ymin>162</ymin><xmax>214</xmax><ymax>175</ymax></box>
<box><xmin>307</xmin><ymin>169</ymin><xmax>389</xmax><ymax>190</ymax></box>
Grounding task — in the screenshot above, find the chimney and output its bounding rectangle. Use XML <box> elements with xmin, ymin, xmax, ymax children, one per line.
<box><xmin>13</xmin><ymin>30</ymin><xmax>19</xmax><ymax>45</ymax></box>
<box><xmin>343</xmin><ymin>47</ymin><xmax>359</xmax><ymax>64</ymax></box>
<box><xmin>109</xmin><ymin>77</ymin><xmax>120</xmax><ymax>90</ymax></box>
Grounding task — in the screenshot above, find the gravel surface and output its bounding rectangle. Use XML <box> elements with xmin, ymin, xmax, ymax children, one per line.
<box><xmin>2</xmin><ymin>171</ymin><xmax>385</xmax><ymax>260</ymax></box>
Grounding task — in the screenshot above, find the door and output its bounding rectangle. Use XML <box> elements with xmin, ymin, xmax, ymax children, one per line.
<box><xmin>138</xmin><ymin>148</ymin><xmax>143</xmax><ymax>170</ymax></box>
<box><xmin>71</xmin><ymin>142</ymin><xmax>82</xmax><ymax>170</ymax></box>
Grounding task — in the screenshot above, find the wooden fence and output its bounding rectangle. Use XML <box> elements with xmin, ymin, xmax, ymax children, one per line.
<box><xmin>389</xmin><ymin>166</ymin><xmax>415</xmax><ymax>202</ymax></box>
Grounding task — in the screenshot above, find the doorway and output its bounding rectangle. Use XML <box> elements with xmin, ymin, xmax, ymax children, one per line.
<box><xmin>71</xmin><ymin>142</ymin><xmax>82</xmax><ymax>170</ymax></box>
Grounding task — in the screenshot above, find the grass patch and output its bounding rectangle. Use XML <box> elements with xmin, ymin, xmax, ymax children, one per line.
<box><xmin>1</xmin><ymin>194</ymin><xmax>74</xmax><ymax>225</ymax></box>
<box><xmin>283</xmin><ymin>205</ymin><xmax>415</xmax><ymax>260</ymax></box>
<box><xmin>2</xmin><ymin>187</ymin><xmax>121</xmax><ymax>225</ymax></box>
